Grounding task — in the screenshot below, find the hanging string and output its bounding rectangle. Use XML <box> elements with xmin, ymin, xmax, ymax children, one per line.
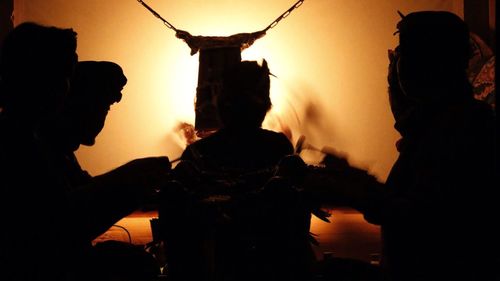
<box><xmin>137</xmin><ymin>0</ymin><xmax>179</xmax><ymax>32</ymax></box>
<box><xmin>137</xmin><ymin>0</ymin><xmax>305</xmax><ymax>35</ymax></box>
<box><xmin>262</xmin><ymin>0</ymin><xmax>304</xmax><ymax>32</ymax></box>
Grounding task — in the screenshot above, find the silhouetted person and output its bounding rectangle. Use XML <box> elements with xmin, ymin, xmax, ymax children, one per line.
<box><xmin>291</xmin><ymin>11</ymin><xmax>497</xmax><ymax>281</ymax></box>
<box><xmin>163</xmin><ymin>60</ymin><xmax>306</xmax><ymax>281</ymax></box>
<box><xmin>43</xmin><ymin>60</ymin><xmax>162</xmax><ymax>280</ymax></box>
<box><xmin>0</xmin><ymin>22</ymin><xmax>78</xmax><ymax>281</ymax></box>
<box><xmin>0</xmin><ymin>23</ymin><xmax>170</xmax><ymax>281</ymax></box>
<box><xmin>370</xmin><ymin>12</ymin><xmax>496</xmax><ymax>281</ymax></box>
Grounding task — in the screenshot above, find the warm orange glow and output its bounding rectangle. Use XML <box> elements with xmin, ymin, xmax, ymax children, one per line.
<box><xmin>95</xmin><ymin>208</ymin><xmax>382</xmax><ymax>261</ymax></box>
<box><xmin>310</xmin><ymin>208</ymin><xmax>381</xmax><ymax>261</ymax></box>
<box><xmin>14</xmin><ymin>0</ymin><xmax>463</xmax><ymax>180</ymax></box>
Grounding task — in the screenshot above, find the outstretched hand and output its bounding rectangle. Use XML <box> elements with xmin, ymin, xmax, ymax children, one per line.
<box><xmin>274</xmin><ymin>151</ymin><xmax>383</xmax><ymax>209</ymax></box>
<box><xmin>101</xmin><ymin>156</ymin><xmax>171</xmax><ymax>192</ymax></box>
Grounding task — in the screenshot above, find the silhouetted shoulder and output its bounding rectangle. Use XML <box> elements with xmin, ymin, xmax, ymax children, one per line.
<box><xmin>434</xmin><ymin>99</ymin><xmax>495</xmax><ymax>141</ymax></box>
<box><xmin>181</xmin><ymin>128</ymin><xmax>293</xmax><ymax>171</ymax></box>
<box><xmin>256</xmin><ymin>128</ymin><xmax>294</xmax><ymax>154</ymax></box>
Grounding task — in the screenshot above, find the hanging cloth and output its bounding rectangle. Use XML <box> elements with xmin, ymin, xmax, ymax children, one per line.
<box><xmin>175</xmin><ymin>30</ymin><xmax>267</xmax><ymax>55</ymax></box>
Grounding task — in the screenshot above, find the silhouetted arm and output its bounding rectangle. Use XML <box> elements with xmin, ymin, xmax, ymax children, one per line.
<box><xmin>67</xmin><ymin>156</ymin><xmax>171</xmax><ymax>242</ymax></box>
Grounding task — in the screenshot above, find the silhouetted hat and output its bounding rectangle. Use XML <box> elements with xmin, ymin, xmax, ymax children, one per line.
<box><xmin>396</xmin><ymin>11</ymin><xmax>470</xmax><ymax>70</ymax></box>
<box><xmin>71</xmin><ymin>61</ymin><xmax>127</xmax><ymax>104</ymax></box>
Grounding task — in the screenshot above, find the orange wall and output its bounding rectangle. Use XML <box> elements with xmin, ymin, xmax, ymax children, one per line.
<box><xmin>13</xmin><ymin>0</ymin><xmax>463</xmax><ymax>180</ymax></box>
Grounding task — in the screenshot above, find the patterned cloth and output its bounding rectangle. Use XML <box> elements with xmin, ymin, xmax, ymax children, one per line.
<box><xmin>468</xmin><ymin>33</ymin><xmax>495</xmax><ymax>109</ymax></box>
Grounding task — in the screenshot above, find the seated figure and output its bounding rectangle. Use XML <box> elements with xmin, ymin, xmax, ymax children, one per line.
<box><xmin>46</xmin><ymin>61</ymin><xmax>163</xmax><ymax>280</ymax></box>
<box><xmin>160</xmin><ymin>60</ymin><xmax>315</xmax><ymax>281</ymax></box>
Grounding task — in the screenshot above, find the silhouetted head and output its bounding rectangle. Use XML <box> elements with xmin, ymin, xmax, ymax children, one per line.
<box><xmin>64</xmin><ymin>61</ymin><xmax>127</xmax><ymax>148</ymax></box>
<box><xmin>395</xmin><ymin>11</ymin><xmax>471</xmax><ymax>103</ymax></box>
<box><xmin>216</xmin><ymin>60</ymin><xmax>272</xmax><ymax>129</ymax></box>
<box><xmin>0</xmin><ymin>22</ymin><xmax>77</xmax><ymax>120</ymax></box>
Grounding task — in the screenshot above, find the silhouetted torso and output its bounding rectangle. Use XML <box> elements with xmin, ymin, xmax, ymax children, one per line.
<box><xmin>0</xmin><ymin>114</ymin><xmax>73</xmax><ymax>281</ymax></box>
<box><xmin>373</xmin><ymin>98</ymin><xmax>497</xmax><ymax>280</ymax></box>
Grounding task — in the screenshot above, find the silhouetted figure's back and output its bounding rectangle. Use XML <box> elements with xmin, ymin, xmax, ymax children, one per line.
<box><xmin>162</xmin><ymin>60</ymin><xmax>309</xmax><ymax>281</ymax></box>
<box><xmin>181</xmin><ymin>127</ymin><xmax>293</xmax><ymax>172</ymax></box>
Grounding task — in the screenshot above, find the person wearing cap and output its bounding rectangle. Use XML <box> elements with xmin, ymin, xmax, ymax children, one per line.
<box><xmin>343</xmin><ymin>11</ymin><xmax>496</xmax><ymax>280</ymax></box>
<box><xmin>44</xmin><ymin>60</ymin><xmax>171</xmax><ymax>280</ymax></box>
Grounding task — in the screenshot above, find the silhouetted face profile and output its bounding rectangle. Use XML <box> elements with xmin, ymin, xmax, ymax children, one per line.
<box><xmin>394</xmin><ymin>11</ymin><xmax>470</xmax><ymax>104</ymax></box>
<box><xmin>216</xmin><ymin>60</ymin><xmax>272</xmax><ymax>129</ymax></box>
<box><xmin>67</xmin><ymin>61</ymin><xmax>126</xmax><ymax>146</ymax></box>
